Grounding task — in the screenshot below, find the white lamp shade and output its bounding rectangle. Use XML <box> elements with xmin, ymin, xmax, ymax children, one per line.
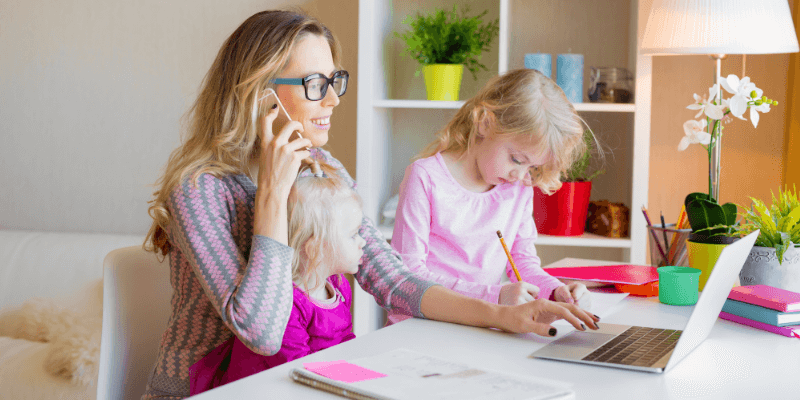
<box><xmin>641</xmin><ymin>0</ymin><xmax>799</xmax><ymax>55</ymax></box>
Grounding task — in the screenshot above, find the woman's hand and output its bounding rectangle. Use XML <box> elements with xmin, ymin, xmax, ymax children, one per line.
<box><xmin>495</xmin><ymin>298</ymin><xmax>600</xmax><ymax>336</ymax></box>
<box><xmin>498</xmin><ymin>281</ymin><xmax>540</xmax><ymax>306</ymax></box>
<box><xmin>252</xmin><ymin>105</ymin><xmax>312</xmax><ymax>242</ymax></box>
<box><xmin>553</xmin><ymin>282</ymin><xmax>591</xmax><ymax>309</ymax></box>
<box><xmin>257</xmin><ymin>105</ymin><xmax>312</xmax><ymax>197</ymax></box>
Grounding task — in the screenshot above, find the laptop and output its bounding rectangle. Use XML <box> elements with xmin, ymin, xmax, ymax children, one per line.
<box><xmin>530</xmin><ymin>230</ymin><xmax>759</xmax><ymax>373</ymax></box>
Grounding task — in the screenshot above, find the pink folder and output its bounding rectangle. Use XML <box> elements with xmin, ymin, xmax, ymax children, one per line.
<box><xmin>719</xmin><ymin>311</ymin><xmax>800</xmax><ymax>339</ymax></box>
<box><xmin>545</xmin><ymin>265</ymin><xmax>659</xmax><ymax>285</ymax></box>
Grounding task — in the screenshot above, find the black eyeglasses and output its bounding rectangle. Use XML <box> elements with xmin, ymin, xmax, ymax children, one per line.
<box><xmin>270</xmin><ymin>70</ymin><xmax>349</xmax><ymax>101</ymax></box>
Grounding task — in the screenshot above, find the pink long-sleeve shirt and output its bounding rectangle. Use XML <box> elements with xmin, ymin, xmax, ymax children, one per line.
<box><xmin>389</xmin><ymin>153</ymin><xmax>564</xmax><ymax>323</ymax></box>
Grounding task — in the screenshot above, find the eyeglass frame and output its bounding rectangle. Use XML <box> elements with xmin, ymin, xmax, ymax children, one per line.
<box><xmin>269</xmin><ymin>70</ymin><xmax>349</xmax><ymax>101</ymax></box>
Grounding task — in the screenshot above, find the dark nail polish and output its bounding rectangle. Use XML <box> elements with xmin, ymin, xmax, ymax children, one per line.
<box><xmin>549</xmin><ymin>328</ymin><xmax>557</xmax><ymax>336</ymax></box>
<box><xmin>271</xmin><ymin>104</ymin><xmax>278</xmax><ymax>109</ymax></box>
<box><xmin>593</xmin><ymin>314</ymin><xmax>600</xmax><ymax>320</ymax></box>
<box><xmin>581</xmin><ymin>323</ymin><xmax>586</xmax><ymax>330</ymax></box>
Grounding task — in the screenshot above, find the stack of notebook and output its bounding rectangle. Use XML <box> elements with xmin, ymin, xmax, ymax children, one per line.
<box><xmin>720</xmin><ymin>285</ymin><xmax>800</xmax><ymax>338</ymax></box>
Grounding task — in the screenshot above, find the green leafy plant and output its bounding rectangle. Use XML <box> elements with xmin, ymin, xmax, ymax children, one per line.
<box><xmin>563</xmin><ymin>130</ymin><xmax>605</xmax><ymax>182</ymax></box>
<box><xmin>684</xmin><ymin>192</ymin><xmax>738</xmax><ymax>238</ymax></box>
<box><xmin>734</xmin><ymin>185</ymin><xmax>800</xmax><ymax>264</ymax></box>
<box><xmin>395</xmin><ymin>5</ymin><xmax>499</xmax><ymax>80</ymax></box>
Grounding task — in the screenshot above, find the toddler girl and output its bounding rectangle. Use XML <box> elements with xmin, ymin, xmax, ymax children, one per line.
<box><xmin>389</xmin><ymin>69</ymin><xmax>592</xmax><ymax>324</ymax></box>
<box><xmin>189</xmin><ymin>164</ymin><xmax>365</xmax><ymax>394</ymax></box>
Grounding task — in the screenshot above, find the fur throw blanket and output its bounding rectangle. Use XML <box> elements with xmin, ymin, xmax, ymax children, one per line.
<box><xmin>0</xmin><ymin>279</ymin><xmax>103</xmax><ymax>386</ymax></box>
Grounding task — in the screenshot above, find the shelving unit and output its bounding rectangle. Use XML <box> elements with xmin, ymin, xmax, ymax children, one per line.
<box><xmin>355</xmin><ymin>0</ymin><xmax>652</xmax><ymax>336</ymax></box>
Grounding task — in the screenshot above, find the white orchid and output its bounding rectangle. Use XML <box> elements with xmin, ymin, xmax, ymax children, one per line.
<box><xmin>686</xmin><ymin>84</ymin><xmax>724</xmax><ymax>120</ymax></box>
<box><xmin>680</xmin><ymin>73</ymin><xmax>778</xmax><ymax>151</ymax></box>
<box><xmin>679</xmin><ymin>119</ymin><xmax>710</xmax><ymax>151</ymax></box>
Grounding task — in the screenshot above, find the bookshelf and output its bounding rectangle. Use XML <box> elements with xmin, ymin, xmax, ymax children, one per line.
<box><xmin>355</xmin><ymin>0</ymin><xmax>653</xmax><ymax>335</ymax></box>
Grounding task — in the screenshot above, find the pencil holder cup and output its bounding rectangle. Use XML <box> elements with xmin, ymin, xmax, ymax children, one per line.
<box><xmin>658</xmin><ymin>266</ymin><xmax>701</xmax><ymax>305</ymax></box>
<box><xmin>647</xmin><ymin>224</ymin><xmax>691</xmax><ymax>268</ymax></box>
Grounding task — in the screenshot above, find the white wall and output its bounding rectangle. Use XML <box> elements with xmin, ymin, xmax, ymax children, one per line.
<box><xmin>0</xmin><ymin>0</ymin><xmax>359</xmax><ymax>235</ymax></box>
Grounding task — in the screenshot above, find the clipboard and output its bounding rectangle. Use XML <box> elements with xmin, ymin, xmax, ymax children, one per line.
<box><xmin>290</xmin><ymin>349</ymin><xmax>575</xmax><ymax>400</ymax></box>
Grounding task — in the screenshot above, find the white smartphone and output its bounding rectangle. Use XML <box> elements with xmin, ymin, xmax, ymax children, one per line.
<box><xmin>259</xmin><ymin>88</ymin><xmax>305</xmax><ymax>141</ymax></box>
<box><xmin>259</xmin><ymin>89</ymin><xmax>317</xmax><ymax>175</ymax></box>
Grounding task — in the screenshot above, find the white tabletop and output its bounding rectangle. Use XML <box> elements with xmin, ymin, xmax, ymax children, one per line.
<box><xmin>193</xmin><ymin>294</ymin><xmax>800</xmax><ymax>400</ymax></box>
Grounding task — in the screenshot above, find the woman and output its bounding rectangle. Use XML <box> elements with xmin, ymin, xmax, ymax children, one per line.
<box><xmin>142</xmin><ymin>10</ymin><xmax>597</xmax><ymax>399</ymax></box>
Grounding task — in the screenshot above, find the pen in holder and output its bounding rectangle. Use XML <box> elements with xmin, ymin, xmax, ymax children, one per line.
<box><xmin>647</xmin><ymin>224</ymin><xmax>691</xmax><ymax>267</ymax></box>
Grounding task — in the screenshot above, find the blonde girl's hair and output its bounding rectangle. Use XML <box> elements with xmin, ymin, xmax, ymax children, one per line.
<box><xmin>287</xmin><ymin>163</ymin><xmax>362</xmax><ymax>294</ymax></box>
<box><xmin>418</xmin><ymin>68</ymin><xmax>590</xmax><ymax>195</ymax></box>
<box><xmin>144</xmin><ymin>9</ymin><xmax>342</xmax><ymax>255</ymax></box>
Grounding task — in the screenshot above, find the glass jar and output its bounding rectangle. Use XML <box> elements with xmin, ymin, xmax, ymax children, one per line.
<box><xmin>587</xmin><ymin>67</ymin><xmax>634</xmax><ymax>103</ymax></box>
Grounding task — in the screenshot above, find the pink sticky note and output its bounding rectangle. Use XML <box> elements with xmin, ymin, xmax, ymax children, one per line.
<box><xmin>304</xmin><ymin>360</ymin><xmax>387</xmax><ymax>383</ymax></box>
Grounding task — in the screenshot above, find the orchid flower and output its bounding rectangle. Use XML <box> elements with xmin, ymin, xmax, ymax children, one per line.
<box><xmin>679</xmin><ymin>119</ymin><xmax>710</xmax><ymax>151</ymax></box>
<box><xmin>686</xmin><ymin>84</ymin><xmax>724</xmax><ymax>120</ymax></box>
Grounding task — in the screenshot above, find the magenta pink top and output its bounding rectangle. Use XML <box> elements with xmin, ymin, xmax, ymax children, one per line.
<box><xmin>389</xmin><ymin>153</ymin><xmax>564</xmax><ymax>323</ymax></box>
<box><xmin>188</xmin><ymin>274</ymin><xmax>355</xmax><ymax>395</ymax></box>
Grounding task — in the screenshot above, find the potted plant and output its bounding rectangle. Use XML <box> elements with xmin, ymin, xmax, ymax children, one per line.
<box><xmin>395</xmin><ymin>5</ymin><xmax>499</xmax><ymax>101</ymax></box>
<box><xmin>679</xmin><ymin>74</ymin><xmax>779</xmax><ymax>288</ymax></box>
<box><xmin>735</xmin><ymin>186</ymin><xmax>800</xmax><ymax>293</ymax></box>
<box><xmin>534</xmin><ymin>130</ymin><xmax>605</xmax><ymax>236</ymax></box>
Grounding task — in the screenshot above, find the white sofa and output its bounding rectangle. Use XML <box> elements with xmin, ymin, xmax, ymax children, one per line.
<box><xmin>0</xmin><ymin>229</ymin><xmax>144</xmax><ymax>400</ymax></box>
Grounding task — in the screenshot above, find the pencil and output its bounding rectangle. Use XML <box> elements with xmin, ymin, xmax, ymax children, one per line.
<box><xmin>660</xmin><ymin>213</ymin><xmax>670</xmax><ymax>263</ymax></box>
<box><xmin>496</xmin><ymin>230</ymin><xmax>522</xmax><ymax>282</ymax></box>
<box><xmin>667</xmin><ymin>205</ymin><xmax>687</xmax><ymax>263</ymax></box>
<box><xmin>642</xmin><ymin>206</ymin><xmax>667</xmax><ymax>262</ymax></box>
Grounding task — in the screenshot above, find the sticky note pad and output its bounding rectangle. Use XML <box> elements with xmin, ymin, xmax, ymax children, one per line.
<box><xmin>303</xmin><ymin>360</ymin><xmax>387</xmax><ymax>383</ymax></box>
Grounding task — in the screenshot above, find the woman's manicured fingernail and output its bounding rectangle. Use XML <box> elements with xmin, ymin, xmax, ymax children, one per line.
<box><xmin>593</xmin><ymin>314</ymin><xmax>600</xmax><ymax>320</ymax></box>
<box><xmin>581</xmin><ymin>323</ymin><xmax>586</xmax><ymax>330</ymax></box>
<box><xmin>549</xmin><ymin>328</ymin><xmax>557</xmax><ymax>336</ymax></box>
<box><xmin>271</xmin><ymin>104</ymin><xmax>278</xmax><ymax>109</ymax></box>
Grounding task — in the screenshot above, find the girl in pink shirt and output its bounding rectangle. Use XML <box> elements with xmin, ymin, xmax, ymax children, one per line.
<box><xmin>189</xmin><ymin>165</ymin><xmax>365</xmax><ymax>394</ymax></box>
<box><xmin>390</xmin><ymin>69</ymin><xmax>593</xmax><ymax>324</ymax></box>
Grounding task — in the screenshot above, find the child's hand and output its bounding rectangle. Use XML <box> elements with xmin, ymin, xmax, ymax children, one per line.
<box><xmin>553</xmin><ymin>283</ymin><xmax>591</xmax><ymax>309</ymax></box>
<box><xmin>499</xmin><ymin>282</ymin><xmax>540</xmax><ymax>306</ymax></box>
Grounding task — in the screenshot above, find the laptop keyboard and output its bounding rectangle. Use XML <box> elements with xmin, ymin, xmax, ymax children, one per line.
<box><xmin>581</xmin><ymin>326</ymin><xmax>682</xmax><ymax>367</ymax></box>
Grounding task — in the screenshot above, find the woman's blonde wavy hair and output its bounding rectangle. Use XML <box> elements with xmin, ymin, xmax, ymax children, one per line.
<box><xmin>418</xmin><ymin>68</ymin><xmax>590</xmax><ymax>194</ymax></box>
<box><xmin>288</xmin><ymin>163</ymin><xmax>362</xmax><ymax>294</ymax></box>
<box><xmin>145</xmin><ymin>9</ymin><xmax>341</xmax><ymax>255</ymax></box>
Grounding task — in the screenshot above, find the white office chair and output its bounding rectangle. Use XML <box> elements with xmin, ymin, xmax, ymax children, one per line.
<box><xmin>97</xmin><ymin>246</ymin><xmax>172</xmax><ymax>400</ymax></box>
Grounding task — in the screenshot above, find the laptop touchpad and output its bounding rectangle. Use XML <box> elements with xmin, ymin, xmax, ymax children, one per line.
<box><xmin>553</xmin><ymin>331</ymin><xmax>617</xmax><ymax>348</ymax></box>
<box><xmin>530</xmin><ymin>332</ymin><xmax>617</xmax><ymax>360</ymax></box>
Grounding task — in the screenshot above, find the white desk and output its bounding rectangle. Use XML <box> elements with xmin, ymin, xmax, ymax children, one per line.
<box><xmin>193</xmin><ymin>294</ymin><xmax>800</xmax><ymax>399</ymax></box>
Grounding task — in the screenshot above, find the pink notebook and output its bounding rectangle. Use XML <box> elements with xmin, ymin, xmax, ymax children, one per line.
<box><xmin>719</xmin><ymin>311</ymin><xmax>800</xmax><ymax>339</ymax></box>
<box><xmin>544</xmin><ymin>265</ymin><xmax>658</xmax><ymax>285</ymax></box>
<box><xmin>728</xmin><ymin>285</ymin><xmax>800</xmax><ymax>312</ymax></box>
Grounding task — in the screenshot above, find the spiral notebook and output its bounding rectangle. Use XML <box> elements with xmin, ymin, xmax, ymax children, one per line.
<box><xmin>290</xmin><ymin>348</ymin><xmax>574</xmax><ymax>400</ymax></box>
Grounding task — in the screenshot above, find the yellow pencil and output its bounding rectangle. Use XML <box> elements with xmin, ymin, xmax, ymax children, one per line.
<box><xmin>496</xmin><ymin>230</ymin><xmax>522</xmax><ymax>282</ymax></box>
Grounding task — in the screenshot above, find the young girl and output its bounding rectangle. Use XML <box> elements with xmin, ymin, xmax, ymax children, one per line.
<box><xmin>389</xmin><ymin>69</ymin><xmax>592</xmax><ymax>324</ymax></box>
<box><xmin>189</xmin><ymin>164</ymin><xmax>365</xmax><ymax>394</ymax></box>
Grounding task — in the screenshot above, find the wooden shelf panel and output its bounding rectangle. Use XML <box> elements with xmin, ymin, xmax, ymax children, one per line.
<box><xmin>374</xmin><ymin>99</ymin><xmax>634</xmax><ymax>112</ymax></box>
<box><xmin>378</xmin><ymin>224</ymin><xmax>631</xmax><ymax>248</ymax></box>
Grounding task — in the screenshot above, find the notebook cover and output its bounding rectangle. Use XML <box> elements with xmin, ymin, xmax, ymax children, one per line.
<box><xmin>719</xmin><ymin>311</ymin><xmax>800</xmax><ymax>339</ymax></box>
<box><xmin>727</xmin><ymin>285</ymin><xmax>800</xmax><ymax>312</ymax></box>
<box><xmin>544</xmin><ymin>265</ymin><xmax>658</xmax><ymax>285</ymax></box>
<box><xmin>721</xmin><ymin>299</ymin><xmax>800</xmax><ymax>326</ymax></box>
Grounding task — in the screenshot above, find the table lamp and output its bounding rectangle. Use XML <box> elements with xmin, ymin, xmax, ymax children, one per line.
<box><xmin>640</xmin><ymin>0</ymin><xmax>799</xmax><ymax>201</ymax></box>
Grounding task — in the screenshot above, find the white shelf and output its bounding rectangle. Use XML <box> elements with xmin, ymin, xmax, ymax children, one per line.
<box><xmin>374</xmin><ymin>99</ymin><xmax>635</xmax><ymax>112</ymax></box>
<box><xmin>379</xmin><ymin>223</ymin><xmax>630</xmax><ymax>249</ymax></box>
